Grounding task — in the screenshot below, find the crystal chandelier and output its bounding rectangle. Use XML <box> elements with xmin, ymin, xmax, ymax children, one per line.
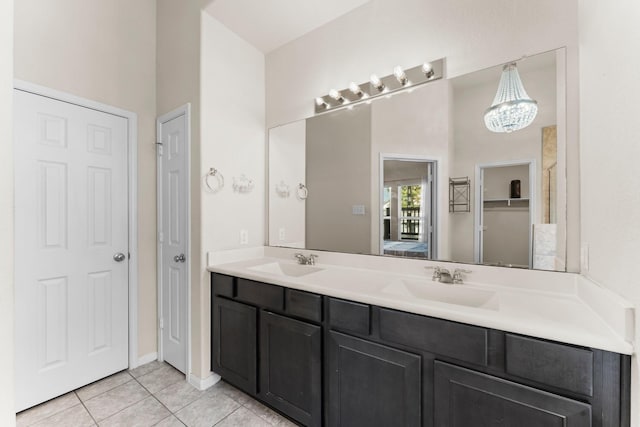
<box><xmin>484</xmin><ymin>63</ymin><xmax>538</xmax><ymax>133</ymax></box>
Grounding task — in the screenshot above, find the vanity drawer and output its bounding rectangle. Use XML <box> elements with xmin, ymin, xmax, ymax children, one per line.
<box><xmin>286</xmin><ymin>289</ymin><xmax>322</xmax><ymax>323</ymax></box>
<box><xmin>236</xmin><ymin>278</ymin><xmax>284</xmax><ymax>311</ymax></box>
<box><xmin>505</xmin><ymin>334</ymin><xmax>593</xmax><ymax>396</ymax></box>
<box><xmin>379</xmin><ymin>308</ymin><xmax>489</xmax><ymax>366</ymax></box>
<box><xmin>329</xmin><ymin>298</ymin><xmax>370</xmax><ymax>335</ymax></box>
<box><xmin>211</xmin><ymin>273</ymin><xmax>235</xmax><ymax>298</ymax></box>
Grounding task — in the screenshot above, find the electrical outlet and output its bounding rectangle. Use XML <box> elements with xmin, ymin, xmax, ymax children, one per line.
<box><xmin>279</xmin><ymin>228</ymin><xmax>286</xmax><ymax>241</ymax></box>
<box><xmin>240</xmin><ymin>229</ymin><xmax>249</xmax><ymax>245</ymax></box>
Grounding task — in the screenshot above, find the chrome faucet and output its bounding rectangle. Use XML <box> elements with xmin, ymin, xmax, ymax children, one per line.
<box><xmin>452</xmin><ymin>268</ymin><xmax>472</xmax><ymax>284</ymax></box>
<box><xmin>426</xmin><ymin>266</ymin><xmax>471</xmax><ymax>284</ymax></box>
<box><xmin>294</xmin><ymin>253</ymin><xmax>318</xmax><ymax>265</ymax></box>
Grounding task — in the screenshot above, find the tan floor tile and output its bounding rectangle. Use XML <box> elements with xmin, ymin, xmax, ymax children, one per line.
<box><xmin>30</xmin><ymin>404</ymin><xmax>95</xmax><ymax>427</ymax></box>
<box><xmin>175</xmin><ymin>392</ymin><xmax>239</xmax><ymax>427</ymax></box>
<box><xmin>214</xmin><ymin>407</ymin><xmax>270</xmax><ymax>427</ymax></box>
<box><xmin>137</xmin><ymin>364</ymin><xmax>184</xmax><ymax>394</ymax></box>
<box><xmin>84</xmin><ymin>380</ymin><xmax>149</xmax><ymax>421</ymax></box>
<box><xmin>129</xmin><ymin>360</ymin><xmax>164</xmax><ymax>379</ymax></box>
<box><xmin>154</xmin><ymin>381</ymin><xmax>205</xmax><ymax>412</ymax></box>
<box><xmin>17</xmin><ymin>392</ymin><xmax>81</xmax><ymax>426</ymax></box>
<box><xmin>77</xmin><ymin>371</ymin><xmax>133</xmax><ymax>402</ymax></box>
<box><xmin>99</xmin><ymin>396</ymin><xmax>170</xmax><ymax>427</ymax></box>
<box><xmin>213</xmin><ymin>382</ymin><xmax>252</xmax><ymax>405</ymax></box>
<box><xmin>154</xmin><ymin>415</ymin><xmax>185</xmax><ymax>427</ymax></box>
<box><xmin>242</xmin><ymin>399</ymin><xmax>292</xmax><ymax>426</ymax></box>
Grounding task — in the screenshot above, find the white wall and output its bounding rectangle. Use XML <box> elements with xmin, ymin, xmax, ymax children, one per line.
<box><xmin>14</xmin><ymin>0</ymin><xmax>158</xmax><ymax>363</ymax></box>
<box><xmin>579</xmin><ymin>0</ymin><xmax>640</xmax><ymax>423</ymax></box>
<box><xmin>0</xmin><ymin>0</ymin><xmax>14</xmax><ymax>423</ymax></box>
<box><xmin>200</xmin><ymin>12</ymin><xmax>265</xmax><ymax>377</ymax></box>
<box><xmin>268</xmin><ymin>121</ymin><xmax>306</xmax><ymax>248</ymax></box>
<box><xmin>265</xmin><ymin>0</ymin><xmax>580</xmax><ymax>271</ymax></box>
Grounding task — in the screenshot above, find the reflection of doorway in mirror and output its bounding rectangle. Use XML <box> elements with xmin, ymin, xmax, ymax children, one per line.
<box><xmin>475</xmin><ymin>160</ymin><xmax>536</xmax><ymax>268</ymax></box>
<box><xmin>381</xmin><ymin>158</ymin><xmax>437</xmax><ymax>259</ymax></box>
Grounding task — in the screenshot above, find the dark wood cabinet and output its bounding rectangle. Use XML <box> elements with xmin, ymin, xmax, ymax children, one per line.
<box><xmin>328</xmin><ymin>331</ymin><xmax>422</xmax><ymax>427</ymax></box>
<box><xmin>211</xmin><ymin>297</ymin><xmax>257</xmax><ymax>395</ymax></box>
<box><xmin>260</xmin><ymin>311</ymin><xmax>322</xmax><ymax>427</ymax></box>
<box><xmin>434</xmin><ymin>361</ymin><xmax>592</xmax><ymax>427</ymax></box>
<box><xmin>210</xmin><ymin>272</ymin><xmax>630</xmax><ymax>427</ymax></box>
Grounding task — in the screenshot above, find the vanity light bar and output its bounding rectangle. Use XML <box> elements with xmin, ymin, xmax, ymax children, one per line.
<box><xmin>314</xmin><ymin>58</ymin><xmax>445</xmax><ymax>114</ymax></box>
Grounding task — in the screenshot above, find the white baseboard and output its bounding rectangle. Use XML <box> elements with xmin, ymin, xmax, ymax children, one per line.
<box><xmin>188</xmin><ymin>372</ymin><xmax>221</xmax><ymax>391</ymax></box>
<box><xmin>135</xmin><ymin>352</ymin><xmax>158</xmax><ymax>368</ymax></box>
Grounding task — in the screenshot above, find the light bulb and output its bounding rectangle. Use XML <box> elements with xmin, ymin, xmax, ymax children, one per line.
<box><xmin>328</xmin><ymin>89</ymin><xmax>344</xmax><ymax>103</ymax></box>
<box><xmin>315</xmin><ymin>97</ymin><xmax>327</xmax><ymax>108</ymax></box>
<box><xmin>370</xmin><ymin>74</ymin><xmax>384</xmax><ymax>91</ymax></box>
<box><xmin>422</xmin><ymin>62</ymin><xmax>434</xmax><ymax>78</ymax></box>
<box><xmin>349</xmin><ymin>82</ymin><xmax>363</xmax><ymax>96</ymax></box>
<box><xmin>393</xmin><ymin>66</ymin><xmax>407</xmax><ymax>85</ymax></box>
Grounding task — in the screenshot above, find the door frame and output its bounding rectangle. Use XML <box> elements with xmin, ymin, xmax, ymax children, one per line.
<box><xmin>474</xmin><ymin>158</ymin><xmax>536</xmax><ymax>268</ymax></box>
<box><xmin>156</xmin><ymin>104</ymin><xmax>191</xmax><ymax>380</ymax></box>
<box><xmin>379</xmin><ymin>153</ymin><xmax>439</xmax><ymax>259</ymax></box>
<box><xmin>13</xmin><ymin>79</ymin><xmax>140</xmax><ymax>369</ymax></box>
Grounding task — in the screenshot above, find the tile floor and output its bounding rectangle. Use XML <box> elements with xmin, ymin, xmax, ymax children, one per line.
<box><xmin>16</xmin><ymin>361</ymin><xmax>298</xmax><ymax>427</ymax></box>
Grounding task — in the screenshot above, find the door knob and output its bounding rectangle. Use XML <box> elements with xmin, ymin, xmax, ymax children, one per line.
<box><xmin>113</xmin><ymin>252</ymin><xmax>126</xmax><ymax>262</ymax></box>
<box><xmin>174</xmin><ymin>253</ymin><xmax>186</xmax><ymax>263</ymax></box>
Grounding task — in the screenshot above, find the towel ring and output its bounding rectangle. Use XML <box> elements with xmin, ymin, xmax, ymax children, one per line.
<box><xmin>296</xmin><ymin>183</ymin><xmax>308</xmax><ymax>200</ymax></box>
<box><xmin>205</xmin><ymin>168</ymin><xmax>224</xmax><ymax>192</ymax></box>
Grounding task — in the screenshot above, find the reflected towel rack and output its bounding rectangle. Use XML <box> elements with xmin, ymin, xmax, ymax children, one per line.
<box><xmin>449</xmin><ymin>177</ymin><xmax>470</xmax><ymax>212</ymax></box>
<box><xmin>205</xmin><ymin>168</ymin><xmax>224</xmax><ymax>193</ymax></box>
<box><xmin>296</xmin><ymin>183</ymin><xmax>309</xmax><ymax>200</ymax></box>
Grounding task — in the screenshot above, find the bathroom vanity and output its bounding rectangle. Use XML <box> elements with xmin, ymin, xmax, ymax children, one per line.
<box><xmin>208</xmin><ymin>251</ymin><xmax>632</xmax><ymax>427</ymax></box>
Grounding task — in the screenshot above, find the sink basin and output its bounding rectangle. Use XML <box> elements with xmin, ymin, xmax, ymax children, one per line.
<box><xmin>248</xmin><ymin>262</ymin><xmax>324</xmax><ymax>277</ymax></box>
<box><xmin>381</xmin><ymin>279</ymin><xmax>499</xmax><ymax>310</ymax></box>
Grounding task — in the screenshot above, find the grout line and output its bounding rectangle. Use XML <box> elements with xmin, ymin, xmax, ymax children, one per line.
<box><xmin>75</xmin><ymin>392</ymin><xmax>99</xmax><ymax>426</ymax></box>
<box><xmin>212</xmin><ymin>406</ymin><xmax>242</xmax><ymax>426</ymax></box>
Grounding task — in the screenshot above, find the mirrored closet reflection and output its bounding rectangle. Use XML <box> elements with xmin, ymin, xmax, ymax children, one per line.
<box><xmin>268</xmin><ymin>48</ymin><xmax>567</xmax><ymax>272</ymax></box>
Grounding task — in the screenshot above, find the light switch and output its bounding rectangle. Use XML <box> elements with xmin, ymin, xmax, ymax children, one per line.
<box><xmin>352</xmin><ymin>205</ymin><xmax>366</xmax><ymax>215</ymax></box>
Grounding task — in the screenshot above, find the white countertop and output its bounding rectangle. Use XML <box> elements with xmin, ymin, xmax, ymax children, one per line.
<box><xmin>207</xmin><ymin>247</ymin><xmax>634</xmax><ymax>355</ymax></box>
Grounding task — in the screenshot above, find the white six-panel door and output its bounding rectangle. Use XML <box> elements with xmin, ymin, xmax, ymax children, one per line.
<box><xmin>158</xmin><ymin>108</ymin><xmax>188</xmax><ymax>373</ymax></box>
<box><xmin>14</xmin><ymin>90</ymin><xmax>129</xmax><ymax>411</ymax></box>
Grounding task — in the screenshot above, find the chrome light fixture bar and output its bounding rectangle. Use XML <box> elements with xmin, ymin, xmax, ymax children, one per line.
<box><xmin>314</xmin><ymin>58</ymin><xmax>445</xmax><ymax>114</ymax></box>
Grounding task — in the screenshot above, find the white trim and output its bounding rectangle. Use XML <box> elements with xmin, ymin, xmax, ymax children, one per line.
<box><xmin>13</xmin><ymin>79</ymin><xmax>140</xmax><ymax>370</ymax></box>
<box><xmin>188</xmin><ymin>372</ymin><xmax>221</xmax><ymax>391</ymax></box>
<box><xmin>156</xmin><ymin>104</ymin><xmax>192</xmax><ymax>381</ymax></box>
<box><xmin>137</xmin><ymin>352</ymin><xmax>158</xmax><ymax>367</ymax></box>
<box><xmin>474</xmin><ymin>159</ymin><xmax>537</xmax><ymax>268</ymax></box>
<box><xmin>379</xmin><ymin>153</ymin><xmax>440</xmax><ymax>259</ymax></box>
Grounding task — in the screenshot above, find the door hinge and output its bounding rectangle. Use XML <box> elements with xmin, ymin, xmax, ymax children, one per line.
<box><xmin>158</xmin><ymin>231</ymin><xmax>164</xmax><ymax>243</ymax></box>
<box><xmin>159</xmin><ymin>317</ymin><xmax>164</xmax><ymax>329</ymax></box>
<box><xmin>156</xmin><ymin>141</ymin><xmax>163</xmax><ymax>156</ymax></box>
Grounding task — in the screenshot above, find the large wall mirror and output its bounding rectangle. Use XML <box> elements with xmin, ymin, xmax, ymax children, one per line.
<box><xmin>268</xmin><ymin>48</ymin><xmax>568</xmax><ymax>271</ymax></box>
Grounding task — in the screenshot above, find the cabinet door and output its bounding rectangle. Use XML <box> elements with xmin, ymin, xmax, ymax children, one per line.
<box><xmin>328</xmin><ymin>331</ymin><xmax>421</xmax><ymax>427</ymax></box>
<box><xmin>260</xmin><ymin>311</ymin><xmax>322</xmax><ymax>426</ymax></box>
<box><xmin>434</xmin><ymin>361</ymin><xmax>591</xmax><ymax>427</ymax></box>
<box><xmin>212</xmin><ymin>297</ymin><xmax>257</xmax><ymax>394</ymax></box>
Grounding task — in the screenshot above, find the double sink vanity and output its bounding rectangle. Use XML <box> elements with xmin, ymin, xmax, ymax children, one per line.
<box><xmin>208</xmin><ymin>247</ymin><xmax>633</xmax><ymax>427</ymax></box>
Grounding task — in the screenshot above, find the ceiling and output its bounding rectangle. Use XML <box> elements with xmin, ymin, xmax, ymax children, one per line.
<box><xmin>205</xmin><ymin>0</ymin><xmax>371</xmax><ymax>53</ymax></box>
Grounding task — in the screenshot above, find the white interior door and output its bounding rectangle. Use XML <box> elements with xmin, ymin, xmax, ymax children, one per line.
<box><xmin>157</xmin><ymin>107</ymin><xmax>189</xmax><ymax>373</ymax></box>
<box><xmin>14</xmin><ymin>89</ymin><xmax>129</xmax><ymax>411</ymax></box>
